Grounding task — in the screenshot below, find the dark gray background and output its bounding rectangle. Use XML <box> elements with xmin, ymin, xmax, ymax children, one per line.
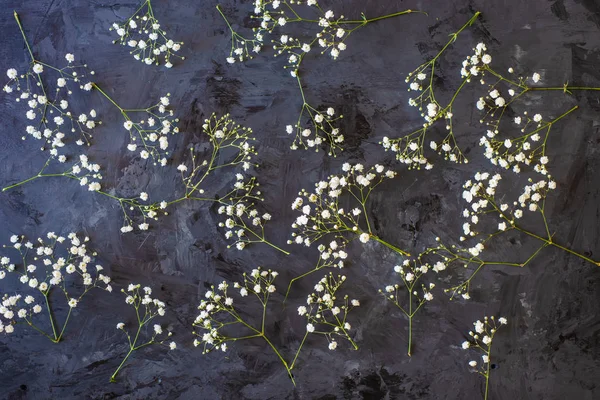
<box><xmin>1</xmin><ymin>0</ymin><xmax>600</xmax><ymax>399</ymax></box>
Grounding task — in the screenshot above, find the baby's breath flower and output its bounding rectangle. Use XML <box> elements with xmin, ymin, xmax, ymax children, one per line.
<box><xmin>111</xmin><ymin>3</ymin><xmax>184</xmax><ymax>67</ymax></box>
<box><xmin>0</xmin><ymin>231</ymin><xmax>111</xmax><ymax>341</ymax></box>
<box><xmin>461</xmin><ymin>315</ymin><xmax>506</xmax><ymax>390</ymax></box>
<box><xmin>111</xmin><ymin>284</ymin><xmax>170</xmax><ymax>382</ymax></box>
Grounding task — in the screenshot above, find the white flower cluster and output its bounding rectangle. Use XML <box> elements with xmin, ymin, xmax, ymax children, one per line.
<box><xmin>289</xmin><ymin>163</ymin><xmax>400</xmax><ymax>252</ymax></box>
<box><xmin>382</xmin><ymin>258</ymin><xmax>445</xmax><ymax>306</ymax></box>
<box><xmin>193</xmin><ymin>267</ymin><xmax>279</xmax><ymax>354</ymax></box>
<box><xmin>385</xmin><ymin>23</ymin><xmax>483</xmax><ymax>168</ymax></box>
<box><xmin>0</xmin><ymin>232</ymin><xmax>112</xmax><ymax>341</ymax></box>
<box><xmin>218</xmin><ymin>1</ymin><xmax>407</xmax><ymax>155</ymax></box>
<box><xmin>122</xmin><ymin>93</ymin><xmax>180</xmax><ymax>165</ymax></box>
<box><xmin>381</xmin><ymin>258</ymin><xmax>445</xmax><ymax>355</ymax></box>
<box><xmin>117</xmin><ymin>195</ymin><xmax>169</xmax><ymax>234</ymax></box>
<box><xmin>301</xmin><ymin>272</ymin><xmax>360</xmax><ymax>351</ymax></box>
<box><xmin>271</xmin><ymin>12</ymin><xmax>348</xmax><ymax>67</ymax></box>
<box><xmin>222</xmin><ymin>0</ymin><xmax>347</xmax><ymax>65</ymax></box>
<box><xmin>432</xmin><ymin>170</ymin><xmax>559</xmax><ymax>299</ymax></box>
<box><xmin>287</xmin><ymin>105</ymin><xmax>344</xmax><ymax>156</ymax></box>
<box><xmin>461</xmin><ymin>316</ymin><xmax>507</xmax><ymax>383</ymax></box>
<box><xmin>463</xmin><ymin>43</ymin><xmax>573</xmax><ymax>174</ymax></box>
<box><xmin>217</xmin><ymin>175</ymin><xmax>274</xmax><ymax>251</ymax></box>
<box><xmin>111</xmin><ymin>283</ymin><xmax>173</xmax><ymax>382</ymax></box>
<box><xmin>178</xmin><ymin>113</ymin><xmax>256</xmax><ymax>188</ymax></box>
<box><xmin>122</xmin><ymin>283</ymin><xmax>167</xmax><ymax>317</ymax></box>
<box><xmin>459</xmin><ymin>42</ymin><xmax>492</xmax><ymax>80</ymax></box>
<box><xmin>72</xmin><ymin>154</ymin><xmax>103</xmax><ymax>192</ymax></box>
<box><xmin>479</xmin><ymin>109</ymin><xmax>557</xmax><ymax>175</ymax></box>
<box><xmin>462</xmin><ymin>171</ymin><xmax>556</xmax><ymax>239</ymax></box>
<box><xmin>4</xmin><ymin>58</ymin><xmax>100</xmax><ymax>158</ymax></box>
<box><xmin>381</xmin><ymin>133</ymin><xmax>438</xmax><ymax>170</ymax></box>
<box><xmin>110</xmin><ymin>1</ymin><xmax>184</xmax><ymax>67</ymax></box>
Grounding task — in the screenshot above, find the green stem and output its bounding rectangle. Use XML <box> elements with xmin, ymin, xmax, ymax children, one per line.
<box><xmin>371</xmin><ymin>235</ymin><xmax>410</xmax><ymax>257</ymax></box>
<box><xmin>55</xmin><ymin>306</ymin><xmax>73</xmax><ymax>343</ymax></box>
<box><xmin>110</xmin><ymin>347</ymin><xmax>135</xmax><ymax>382</ymax></box>
<box><xmin>43</xmin><ymin>294</ymin><xmax>58</xmax><ymax>341</ymax></box>
<box><xmin>285</xmin><ymin>269</ymin><xmax>319</xmax><ymax>302</ymax></box>
<box><xmin>261</xmin><ymin>239</ymin><xmax>290</xmax><ymax>255</ymax></box>
<box><xmin>515</xmin><ymin>227</ymin><xmax>600</xmax><ymax>266</ymax></box>
<box><xmin>110</xmin><ymin>322</ymin><xmax>143</xmax><ymax>382</ymax></box>
<box><xmin>3</xmin><ymin>174</ymin><xmax>43</xmax><ymax>191</ymax></box>
<box><xmin>289</xmin><ymin>331</ymin><xmax>309</xmax><ymax>370</ymax></box>
<box><xmin>361</xmin><ymin>10</ymin><xmax>427</xmax><ymax>24</ymax></box>
<box><xmin>433</xmin><ymin>12</ymin><xmax>481</xmax><ymax>63</ymax></box>
<box><xmin>26</xmin><ymin>320</ymin><xmax>56</xmax><ymax>342</ymax></box>
<box><xmin>14</xmin><ymin>11</ymin><xmax>36</xmax><ymax>62</ymax></box>
<box><xmin>261</xmin><ymin>334</ymin><xmax>295</xmax><ymax>385</ymax></box>
<box><xmin>529</xmin><ymin>86</ymin><xmax>600</xmax><ymax>92</ymax></box>
<box><xmin>92</xmin><ymin>83</ymin><xmax>124</xmax><ymax>112</ymax></box>
<box><xmin>484</xmin><ymin>352</ymin><xmax>491</xmax><ymax>400</ymax></box>
<box><xmin>408</xmin><ymin>290</ymin><xmax>413</xmax><ymax>356</ymax></box>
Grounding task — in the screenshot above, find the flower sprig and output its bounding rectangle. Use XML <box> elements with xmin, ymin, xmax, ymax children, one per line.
<box><xmin>93</xmin><ymin>85</ymin><xmax>180</xmax><ymax>165</ymax></box>
<box><xmin>178</xmin><ymin>113</ymin><xmax>256</xmax><ymax>196</ymax></box>
<box><xmin>217</xmin><ymin>2</ymin><xmax>424</xmax><ymax>155</ymax></box>
<box><xmin>380</xmin><ymin>258</ymin><xmax>445</xmax><ymax>356</ymax></box>
<box><xmin>4</xmin><ymin>13</ymin><xmax>180</xmax><ymax>201</ymax></box>
<box><xmin>110</xmin><ymin>284</ymin><xmax>174</xmax><ymax>382</ymax></box>
<box><xmin>217</xmin><ymin>175</ymin><xmax>289</xmax><ymax>254</ymax></box>
<box><xmin>193</xmin><ymin>267</ymin><xmax>359</xmax><ymax>385</ymax></box>
<box><xmin>457</xmin><ymin>41</ymin><xmax>600</xmax><ymax>171</ymax></box>
<box><xmin>4</xmin><ymin>49</ymin><xmax>284</xmax><ymax>253</ymax></box>
<box><xmin>286</xmin><ymin>104</ymin><xmax>344</xmax><ymax>156</ymax></box>
<box><xmin>113</xmin><ymin>112</ymin><xmax>258</xmax><ymax>234</ymax></box>
<box><xmin>289</xmin><ymin>162</ymin><xmax>410</xmax><ymax>256</ymax></box>
<box><xmin>284</xmin><ymin>240</ymin><xmax>347</xmax><ymax>300</ymax></box>
<box><xmin>110</xmin><ymin>0</ymin><xmax>184</xmax><ymax>67</ymax></box>
<box><xmin>218</xmin><ymin>1</ymin><xmax>421</xmax><ymax>65</ymax></box>
<box><xmin>478</xmin><ymin>106</ymin><xmax>577</xmax><ymax>174</ymax></box>
<box><xmin>0</xmin><ymin>232</ymin><xmax>112</xmax><ymax>343</ymax></box>
<box><xmin>300</xmin><ymin>272</ymin><xmax>359</xmax><ymax>352</ymax></box>
<box><xmin>460</xmin><ymin>316</ymin><xmax>507</xmax><ymax>400</ymax></box>
<box><xmin>4</xmin><ymin>13</ymin><xmax>101</xmax><ymax>178</ymax></box>
<box><xmin>432</xmin><ymin>170</ymin><xmax>600</xmax><ymax>299</ymax></box>
<box><xmin>382</xmin><ymin>12</ymin><xmax>481</xmax><ymax>168</ymax></box>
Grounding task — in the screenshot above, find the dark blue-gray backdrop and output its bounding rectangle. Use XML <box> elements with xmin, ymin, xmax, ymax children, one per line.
<box><xmin>1</xmin><ymin>0</ymin><xmax>599</xmax><ymax>399</ymax></box>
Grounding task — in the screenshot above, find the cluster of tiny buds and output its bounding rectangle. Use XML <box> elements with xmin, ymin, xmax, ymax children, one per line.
<box><xmin>459</xmin><ymin>42</ymin><xmax>492</xmax><ymax>80</ymax></box>
<box><xmin>226</xmin><ymin>0</ymin><xmax>347</xmax><ymax>65</ymax></box>
<box><xmin>461</xmin><ymin>171</ymin><xmax>556</xmax><ymax>245</ymax></box>
<box><xmin>474</xmin><ymin>68</ymin><xmax>542</xmax><ymax>114</ymax></box>
<box><xmin>382</xmin><ymin>259</ymin><xmax>447</xmax><ymax>301</ymax></box>
<box><xmin>123</xmin><ymin>93</ymin><xmax>180</xmax><ymax>165</ymax></box>
<box><xmin>110</xmin><ymin>2</ymin><xmax>184</xmax><ymax>68</ymax></box>
<box><xmin>461</xmin><ymin>316</ymin><xmax>507</xmax><ymax>369</ymax></box>
<box><xmin>123</xmin><ymin>284</ymin><xmax>166</xmax><ymax>313</ymax></box>
<box><xmin>193</xmin><ymin>267</ymin><xmax>278</xmax><ymax>353</ymax></box>
<box><xmin>217</xmin><ymin>175</ymin><xmax>271</xmax><ymax>251</ymax></box>
<box><xmin>0</xmin><ymin>232</ymin><xmax>112</xmax><ymax>335</ymax></box>
<box><xmin>74</xmin><ymin>154</ymin><xmax>103</xmax><ymax>192</ymax></box>
<box><xmin>478</xmin><ymin>110</ymin><xmax>551</xmax><ymax>174</ymax></box>
<box><xmin>300</xmin><ymin>272</ymin><xmax>359</xmax><ymax>350</ymax></box>
<box><xmin>4</xmin><ymin>57</ymin><xmax>101</xmax><ymax>157</ymax></box>
<box><xmin>288</xmin><ymin>105</ymin><xmax>344</xmax><ymax>156</ymax></box>
<box><xmin>289</xmin><ymin>163</ymin><xmax>396</xmax><ymax>247</ymax></box>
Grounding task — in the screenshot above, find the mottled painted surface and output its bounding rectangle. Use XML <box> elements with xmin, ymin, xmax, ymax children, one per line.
<box><xmin>1</xmin><ymin>0</ymin><xmax>600</xmax><ymax>399</ymax></box>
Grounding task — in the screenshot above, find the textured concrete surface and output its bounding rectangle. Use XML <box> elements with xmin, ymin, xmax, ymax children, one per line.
<box><xmin>1</xmin><ymin>0</ymin><xmax>600</xmax><ymax>399</ymax></box>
